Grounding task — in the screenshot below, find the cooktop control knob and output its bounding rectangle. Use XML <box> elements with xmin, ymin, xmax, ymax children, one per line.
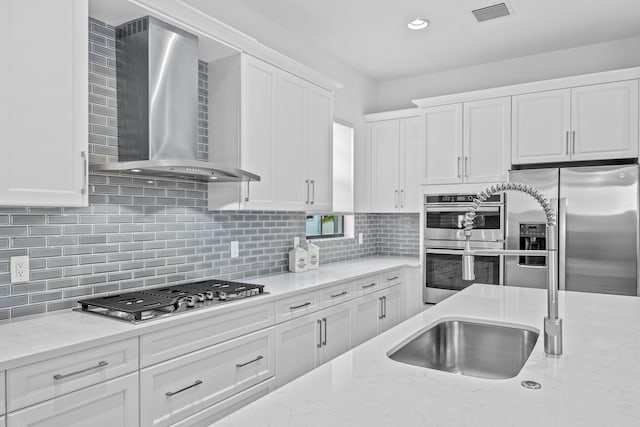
<box><xmin>185</xmin><ymin>295</ymin><xmax>196</xmax><ymax>308</ymax></box>
<box><xmin>195</xmin><ymin>293</ymin><xmax>205</xmax><ymax>303</ymax></box>
<box><xmin>205</xmin><ymin>291</ymin><xmax>215</xmax><ymax>300</ymax></box>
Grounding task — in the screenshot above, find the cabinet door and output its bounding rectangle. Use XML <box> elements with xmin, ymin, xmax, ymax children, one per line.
<box><xmin>351</xmin><ymin>292</ymin><xmax>381</xmax><ymax>347</ymax></box>
<box><xmin>306</xmin><ymin>85</ymin><xmax>333</xmax><ymax>212</ymax></box>
<box><xmin>274</xmin><ymin>312</ymin><xmax>321</xmax><ymax>388</ymax></box>
<box><xmin>370</xmin><ymin>120</ymin><xmax>400</xmax><ymax>212</ymax></box>
<box><xmin>0</xmin><ymin>0</ymin><xmax>88</xmax><ymax>207</ymax></box>
<box><xmin>318</xmin><ymin>302</ymin><xmax>352</xmax><ymax>365</ymax></box>
<box><xmin>463</xmin><ymin>97</ymin><xmax>511</xmax><ymax>183</ymax></box>
<box><xmin>380</xmin><ymin>285</ymin><xmax>403</xmax><ymax>333</ymax></box>
<box><xmin>276</xmin><ymin>71</ymin><xmax>308</xmax><ymax>211</ymax></box>
<box><xmin>399</xmin><ymin>116</ymin><xmax>422</xmax><ymax>212</ymax></box>
<box><xmin>422</xmin><ymin>104</ymin><xmax>463</xmax><ymax>184</ymax></box>
<box><xmin>571</xmin><ymin>80</ymin><xmax>639</xmax><ymax>161</ymax></box>
<box><xmin>512</xmin><ymin>89</ymin><xmax>571</xmax><ymax>164</ymax></box>
<box><xmin>240</xmin><ymin>55</ymin><xmax>278</xmax><ymax>209</ymax></box>
<box><xmin>7</xmin><ymin>373</ymin><xmax>138</xmax><ymax>427</ymax></box>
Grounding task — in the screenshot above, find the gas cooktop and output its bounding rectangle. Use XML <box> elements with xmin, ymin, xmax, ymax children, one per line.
<box><xmin>77</xmin><ymin>279</ymin><xmax>266</xmax><ymax>323</ymax></box>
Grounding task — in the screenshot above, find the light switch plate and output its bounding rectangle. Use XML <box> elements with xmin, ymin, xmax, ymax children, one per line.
<box><xmin>293</xmin><ymin>237</ymin><xmax>300</xmax><ymax>248</ymax></box>
<box><xmin>230</xmin><ymin>241</ymin><xmax>239</xmax><ymax>258</ymax></box>
<box><xmin>358</xmin><ymin>233</ymin><xmax>364</xmax><ymax>244</ymax></box>
<box><xmin>10</xmin><ymin>255</ymin><xmax>30</xmax><ymax>283</ymax></box>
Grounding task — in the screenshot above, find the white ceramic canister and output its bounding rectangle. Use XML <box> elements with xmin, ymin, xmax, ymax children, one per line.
<box><xmin>307</xmin><ymin>241</ymin><xmax>319</xmax><ymax>270</ymax></box>
<box><xmin>288</xmin><ymin>245</ymin><xmax>308</xmax><ymax>272</ymax></box>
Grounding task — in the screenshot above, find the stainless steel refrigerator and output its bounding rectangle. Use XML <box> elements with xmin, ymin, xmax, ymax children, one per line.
<box><xmin>506</xmin><ymin>164</ymin><xmax>639</xmax><ymax>296</ymax></box>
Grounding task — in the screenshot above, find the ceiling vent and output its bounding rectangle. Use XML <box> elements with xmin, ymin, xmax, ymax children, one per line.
<box><xmin>472</xmin><ymin>3</ymin><xmax>512</xmax><ymax>22</ymax></box>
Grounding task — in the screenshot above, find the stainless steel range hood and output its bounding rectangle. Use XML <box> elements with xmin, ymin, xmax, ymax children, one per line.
<box><xmin>90</xmin><ymin>16</ymin><xmax>259</xmax><ymax>183</ymax></box>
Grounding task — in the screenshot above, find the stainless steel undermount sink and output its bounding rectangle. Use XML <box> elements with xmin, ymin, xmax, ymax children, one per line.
<box><xmin>388</xmin><ymin>319</ymin><xmax>539</xmax><ymax>379</ymax></box>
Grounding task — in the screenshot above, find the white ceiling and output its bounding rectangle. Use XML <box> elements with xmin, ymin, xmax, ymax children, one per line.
<box><xmin>185</xmin><ymin>0</ymin><xmax>640</xmax><ymax>81</ymax></box>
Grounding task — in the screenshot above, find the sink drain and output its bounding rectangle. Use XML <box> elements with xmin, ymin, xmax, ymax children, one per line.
<box><xmin>521</xmin><ymin>380</ymin><xmax>542</xmax><ymax>390</ymax></box>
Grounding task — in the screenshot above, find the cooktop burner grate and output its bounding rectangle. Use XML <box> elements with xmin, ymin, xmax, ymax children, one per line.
<box><xmin>78</xmin><ymin>279</ymin><xmax>265</xmax><ymax>322</ymax></box>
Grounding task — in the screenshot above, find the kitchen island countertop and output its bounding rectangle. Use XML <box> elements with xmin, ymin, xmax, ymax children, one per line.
<box><xmin>214</xmin><ymin>284</ymin><xmax>640</xmax><ymax>427</ymax></box>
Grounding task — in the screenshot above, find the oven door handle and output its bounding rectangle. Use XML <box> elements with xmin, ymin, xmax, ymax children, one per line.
<box><xmin>425</xmin><ymin>248</ymin><xmax>465</xmax><ymax>255</ymax></box>
<box><xmin>425</xmin><ymin>206</ymin><xmax>500</xmax><ymax>213</ymax></box>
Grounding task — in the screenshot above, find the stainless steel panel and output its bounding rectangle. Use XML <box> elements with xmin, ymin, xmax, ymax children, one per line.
<box><xmin>505</xmin><ymin>168</ymin><xmax>559</xmax><ymax>289</ymax></box>
<box><xmin>117</xmin><ymin>16</ymin><xmax>198</xmax><ymax>162</ymax></box>
<box><xmin>388</xmin><ymin>320</ymin><xmax>539</xmax><ymax>379</ymax></box>
<box><xmin>560</xmin><ymin>165</ymin><xmax>638</xmax><ymax>296</ymax></box>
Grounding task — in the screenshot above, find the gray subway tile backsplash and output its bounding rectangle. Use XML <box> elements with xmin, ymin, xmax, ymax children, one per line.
<box><xmin>0</xmin><ymin>18</ymin><xmax>419</xmax><ymax>319</ymax></box>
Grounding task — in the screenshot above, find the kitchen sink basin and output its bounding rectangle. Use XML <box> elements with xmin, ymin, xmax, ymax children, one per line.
<box><xmin>388</xmin><ymin>319</ymin><xmax>539</xmax><ymax>379</ymax></box>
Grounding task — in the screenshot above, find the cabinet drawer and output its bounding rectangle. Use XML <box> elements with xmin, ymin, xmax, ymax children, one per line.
<box><xmin>274</xmin><ymin>290</ymin><xmax>321</xmax><ymax>323</ymax></box>
<box><xmin>379</xmin><ymin>269</ymin><xmax>402</xmax><ymax>288</ymax></box>
<box><xmin>168</xmin><ymin>378</ymin><xmax>275</xmax><ymax>427</ymax></box>
<box><xmin>318</xmin><ymin>281</ymin><xmax>356</xmax><ymax>308</ymax></box>
<box><xmin>355</xmin><ymin>275</ymin><xmax>380</xmax><ymax>296</ymax></box>
<box><xmin>7</xmin><ymin>338</ymin><xmax>138</xmax><ymax>411</ymax></box>
<box><xmin>140</xmin><ymin>302</ymin><xmax>275</xmax><ymax>367</ymax></box>
<box><xmin>0</xmin><ymin>371</ymin><xmax>5</xmax><ymax>414</ymax></box>
<box><xmin>141</xmin><ymin>327</ymin><xmax>275</xmax><ymax>427</ymax></box>
<box><xmin>7</xmin><ymin>372</ymin><xmax>138</xmax><ymax>427</ymax></box>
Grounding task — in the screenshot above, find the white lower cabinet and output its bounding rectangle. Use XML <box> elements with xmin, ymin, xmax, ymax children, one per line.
<box><xmin>275</xmin><ymin>301</ymin><xmax>352</xmax><ymax>388</ymax></box>
<box><xmin>168</xmin><ymin>378</ymin><xmax>275</xmax><ymax>427</ymax></box>
<box><xmin>0</xmin><ymin>416</ymin><xmax>4</xmax><ymax>427</ymax></box>
<box><xmin>7</xmin><ymin>373</ymin><xmax>138</xmax><ymax>427</ymax></box>
<box><xmin>140</xmin><ymin>328</ymin><xmax>274</xmax><ymax>427</ymax></box>
<box><xmin>352</xmin><ymin>284</ymin><xmax>403</xmax><ymax>347</ymax></box>
<box><xmin>0</xmin><ymin>370</ymin><xmax>5</xmax><ymax>414</ymax></box>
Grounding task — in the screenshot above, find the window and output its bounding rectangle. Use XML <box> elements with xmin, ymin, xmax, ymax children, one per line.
<box><xmin>306</xmin><ymin>215</ymin><xmax>344</xmax><ymax>239</ymax></box>
<box><xmin>305</xmin><ymin>120</ymin><xmax>354</xmax><ymax>239</ymax></box>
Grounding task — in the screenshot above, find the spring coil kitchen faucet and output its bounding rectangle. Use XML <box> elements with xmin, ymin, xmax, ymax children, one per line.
<box><xmin>462</xmin><ymin>182</ymin><xmax>563</xmax><ymax>356</ymax></box>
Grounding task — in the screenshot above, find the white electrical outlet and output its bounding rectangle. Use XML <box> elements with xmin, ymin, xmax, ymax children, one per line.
<box><xmin>230</xmin><ymin>241</ymin><xmax>239</xmax><ymax>258</ymax></box>
<box><xmin>293</xmin><ymin>237</ymin><xmax>300</xmax><ymax>248</ymax></box>
<box><xmin>358</xmin><ymin>233</ymin><xmax>364</xmax><ymax>244</ymax></box>
<box><xmin>10</xmin><ymin>255</ymin><xmax>30</xmax><ymax>283</ymax></box>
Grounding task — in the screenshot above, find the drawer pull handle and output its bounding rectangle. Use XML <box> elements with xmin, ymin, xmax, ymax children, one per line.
<box><xmin>387</xmin><ymin>276</ymin><xmax>399</xmax><ymax>281</ymax></box>
<box><xmin>362</xmin><ymin>283</ymin><xmax>376</xmax><ymax>289</ymax></box>
<box><xmin>330</xmin><ymin>291</ymin><xmax>348</xmax><ymax>298</ymax></box>
<box><xmin>53</xmin><ymin>361</ymin><xmax>108</xmax><ymax>380</ymax></box>
<box><xmin>290</xmin><ymin>302</ymin><xmax>311</xmax><ymax>310</ymax></box>
<box><xmin>166</xmin><ymin>380</ymin><xmax>203</xmax><ymax>397</ymax></box>
<box><xmin>236</xmin><ymin>355</ymin><xmax>264</xmax><ymax>368</ymax></box>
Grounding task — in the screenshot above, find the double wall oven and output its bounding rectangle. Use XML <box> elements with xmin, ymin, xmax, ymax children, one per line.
<box><xmin>424</xmin><ymin>194</ymin><xmax>505</xmax><ymax>303</ymax></box>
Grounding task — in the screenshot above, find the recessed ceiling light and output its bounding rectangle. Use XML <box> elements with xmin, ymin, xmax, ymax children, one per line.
<box><xmin>408</xmin><ymin>18</ymin><xmax>429</xmax><ymax>30</ymax></box>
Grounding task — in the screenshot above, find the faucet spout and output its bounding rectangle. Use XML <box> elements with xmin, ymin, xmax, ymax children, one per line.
<box><xmin>462</xmin><ymin>183</ymin><xmax>563</xmax><ymax>356</ymax></box>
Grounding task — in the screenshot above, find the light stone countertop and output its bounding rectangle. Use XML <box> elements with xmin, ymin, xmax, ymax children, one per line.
<box><xmin>214</xmin><ymin>284</ymin><xmax>640</xmax><ymax>427</ymax></box>
<box><xmin>0</xmin><ymin>256</ymin><xmax>419</xmax><ymax>370</ymax></box>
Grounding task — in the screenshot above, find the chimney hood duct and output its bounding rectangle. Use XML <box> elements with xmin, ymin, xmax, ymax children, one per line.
<box><xmin>91</xmin><ymin>16</ymin><xmax>259</xmax><ymax>183</ymax></box>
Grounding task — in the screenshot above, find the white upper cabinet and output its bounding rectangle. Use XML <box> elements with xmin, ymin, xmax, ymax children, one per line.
<box><xmin>422</xmin><ymin>98</ymin><xmax>510</xmax><ymax>185</ymax></box>
<box><xmin>421</xmin><ymin>104</ymin><xmax>463</xmax><ymax>185</ymax></box>
<box><xmin>570</xmin><ymin>81</ymin><xmax>639</xmax><ymax>161</ymax></box>
<box><xmin>463</xmin><ymin>97</ymin><xmax>511</xmax><ymax>183</ymax></box>
<box><xmin>0</xmin><ymin>0</ymin><xmax>88</xmax><ymax>207</ymax></box>
<box><xmin>209</xmin><ymin>54</ymin><xmax>332</xmax><ymax>212</ymax></box>
<box><xmin>370</xmin><ymin>116</ymin><xmax>421</xmax><ymax>212</ymax></box>
<box><xmin>512</xmin><ymin>80</ymin><xmax>639</xmax><ymax>164</ymax></box>
<box><xmin>208</xmin><ymin>54</ymin><xmax>278</xmax><ymax>210</ymax></box>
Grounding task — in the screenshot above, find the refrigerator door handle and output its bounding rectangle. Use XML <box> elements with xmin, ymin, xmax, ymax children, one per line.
<box><xmin>558</xmin><ymin>197</ymin><xmax>567</xmax><ymax>291</ymax></box>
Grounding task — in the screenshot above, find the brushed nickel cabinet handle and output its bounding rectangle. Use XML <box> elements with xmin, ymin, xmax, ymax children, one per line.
<box><xmin>572</xmin><ymin>130</ymin><xmax>576</xmax><ymax>154</ymax></box>
<box><xmin>382</xmin><ymin>296</ymin><xmax>387</xmax><ymax>319</ymax></box>
<box><xmin>457</xmin><ymin>157</ymin><xmax>461</xmax><ymax>178</ymax></box>
<box><xmin>245</xmin><ymin>181</ymin><xmax>250</xmax><ymax>202</ymax></box>
<box><xmin>166</xmin><ymin>380</ymin><xmax>203</xmax><ymax>397</ymax></box>
<box><xmin>400</xmin><ymin>189</ymin><xmax>404</xmax><ymax>208</ymax></box>
<box><xmin>236</xmin><ymin>355</ymin><xmax>263</xmax><ymax>368</ymax></box>
<box><xmin>305</xmin><ymin>179</ymin><xmax>310</xmax><ymax>204</ymax></box>
<box><xmin>290</xmin><ymin>302</ymin><xmax>311</xmax><ymax>310</ymax></box>
<box><xmin>53</xmin><ymin>361</ymin><xmax>108</xmax><ymax>380</ymax></box>
<box><xmin>565</xmin><ymin>131</ymin><xmax>570</xmax><ymax>155</ymax></box>
<box><xmin>378</xmin><ymin>297</ymin><xmax>384</xmax><ymax>320</ymax></box>
<box><xmin>322</xmin><ymin>317</ymin><xmax>327</xmax><ymax>346</ymax></box>
<box><xmin>464</xmin><ymin>156</ymin><xmax>469</xmax><ymax>178</ymax></box>
<box><xmin>310</xmin><ymin>179</ymin><xmax>315</xmax><ymax>205</ymax></box>
<box><xmin>81</xmin><ymin>151</ymin><xmax>87</xmax><ymax>195</ymax></box>
<box><xmin>394</xmin><ymin>189</ymin><xmax>398</xmax><ymax>208</ymax></box>
<box><xmin>387</xmin><ymin>276</ymin><xmax>399</xmax><ymax>281</ymax></box>
<box><xmin>330</xmin><ymin>291</ymin><xmax>348</xmax><ymax>298</ymax></box>
<box><xmin>317</xmin><ymin>319</ymin><xmax>322</xmax><ymax>348</ymax></box>
<box><xmin>362</xmin><ymin>283</ymin><xmax>376</xmax><ymax>289</ymax></box>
